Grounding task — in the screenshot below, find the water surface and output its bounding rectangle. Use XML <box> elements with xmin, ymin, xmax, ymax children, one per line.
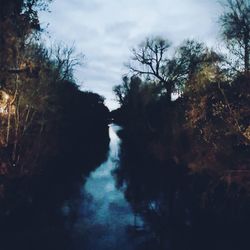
<box><xmin>72</xmin><ymin>124</ymin><xmax>138</xmax><ymax>250</ymax></box>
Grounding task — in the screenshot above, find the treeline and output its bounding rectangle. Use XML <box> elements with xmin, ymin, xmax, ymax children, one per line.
<box><xmin>113</xmin><ymin>0</ymin><xmax>250</xmax><ymax>178</ymax></box>
<box><xmin>0</xmin><ymin>1</ymin><xmax>110</xmax><ymax>248</ymax></box>
<box><xmin>112</xmin><ymin>1</ymin><xmax>250</xmax><ymax>249</ymax></box>
<box><xmin>0</xmin><ymin>0</ymin><xmax>110</xmax><ymax>181</ymax></box>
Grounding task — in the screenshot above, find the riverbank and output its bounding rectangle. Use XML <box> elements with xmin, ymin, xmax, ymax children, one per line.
<box><xmin>0</xmin><ymin>87</ymin><xmax>110</xmax><ymax>250</ymax></box>
<box><xmin>111</xmin><ymin>73</ymin><xmax>250</xmax><ymax>249</ymax></box>
<box><xmin>113</xmin><ymin>120</ymin><xmax>250</xmax><ymax>250</ymax></box>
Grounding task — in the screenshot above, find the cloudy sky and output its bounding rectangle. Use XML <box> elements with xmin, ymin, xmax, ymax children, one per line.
<box><xmin>40</xmin><ymin>0</ymin><xmax>223</xmax><ymax>110</ymax></box>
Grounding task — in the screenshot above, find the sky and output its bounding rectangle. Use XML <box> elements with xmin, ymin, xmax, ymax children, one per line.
<box><xmin>39</xmin><ymin>0</ymin><xmax>224</xmax><ymax>110</ymax></box>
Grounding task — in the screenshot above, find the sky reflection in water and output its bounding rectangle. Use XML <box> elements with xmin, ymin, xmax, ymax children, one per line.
<box><xmin>74</xmin><ymin>124</ymin><xmax>138</xmax><ymax>250</ymax></box>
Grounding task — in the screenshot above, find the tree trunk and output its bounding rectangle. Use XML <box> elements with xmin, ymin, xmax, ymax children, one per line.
<box><xmin>244</xmin><ymin>35</ymin><xmax>249</xmax><ymax>73</ymax></box>
<box><xmin>12</xmin><ymin>104</ymin><xmax>20</xmax><ymax>163</ymax></box>
<box><xmin>6</xmin><ymin>103</ymin><xmax>11</xmax><ymax>145</ymax></box>
<box><xmin>166</xmin><ymin>82</ymin><xmax>172</xmax><ymax>104</ymax></box>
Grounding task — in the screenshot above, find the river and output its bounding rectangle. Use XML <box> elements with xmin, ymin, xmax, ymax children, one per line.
<box><xmin>70</xmin><ymin>124</ymin><xmax>140</xmax><ymax>250</ymax></box>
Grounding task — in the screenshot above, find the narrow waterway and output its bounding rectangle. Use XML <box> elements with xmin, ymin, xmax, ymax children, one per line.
<box><xmin>72</xmin><ymin>124</ymin><xmax>139</xmax><ymax>250</ymax></box>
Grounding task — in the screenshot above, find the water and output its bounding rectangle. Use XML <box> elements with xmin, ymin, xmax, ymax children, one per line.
<box><xmin>72</xmin><ymin>124</ymin><xmax>138</xmax><ymax>250</ymax></box>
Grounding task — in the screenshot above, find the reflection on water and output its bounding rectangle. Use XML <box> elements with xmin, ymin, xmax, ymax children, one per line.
<box><xmin>73</xmin><ymin>124</ymin><xmax>139</xmax><ymax>250</ymax></box>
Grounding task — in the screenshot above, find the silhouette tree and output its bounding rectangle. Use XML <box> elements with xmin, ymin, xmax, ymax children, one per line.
<box><xmin>176</xmin><ymin>40</ymin><xmax>224</xmax><ymax>93</ymax></box>
<box><xmin>128</xmin><ymin>37</ymin><xmax>176</xmax><ymax>102</ymax></box>
<box><xmin>128</xmin><ymin>37</ymin><xmax>221</xmax><ymax>101</ymax></box>
<box><xmin>220</xmin><ymin>0</ymin><xmax>250</xmax><ymax>72</ymax></box>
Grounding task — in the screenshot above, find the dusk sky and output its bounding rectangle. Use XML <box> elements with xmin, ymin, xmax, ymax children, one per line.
<box><xmin>40</xmin><ymin>0</ymin><xmax>224</xmax><ymax>110</ymax></box>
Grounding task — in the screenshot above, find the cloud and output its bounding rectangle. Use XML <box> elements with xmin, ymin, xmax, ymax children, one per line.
<box><xmin>40</xmin><ymin>0</ymin><xmax>223</xmax><ymax>110</ymax></box>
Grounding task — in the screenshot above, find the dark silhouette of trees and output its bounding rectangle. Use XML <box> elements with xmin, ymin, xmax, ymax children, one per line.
<box><xmin>0</xmin><ymin>0</ymin><xmax>51</xmax><ymax>73</ymax></box>
<box><xmin>113</xmin><ymin>76</ymin><xmax>130</xmax><ymax>106</ymax></box>
<box><xmin>112</xmin><ymin>3</ymin><xmax>250</xmax><ymax>249</ymax></box>
<box><xmin>51</xmin><ymin>43</ymin><xmax>84</xmax><ymax>82</ymax></box>
<box><xmin>220</xmin><ymin>0</ymin><xmax>250</xmax><ymax>73</ymax></box>
<box><xmin>113</xmin><ymin>76</ymin><xmax>143</xmax><ymax>106</ymax></box>
<box><xmin>0</xmin><ymin>1</ymin><xmax>111</xmax><ymax>249</ymax></box>
<box><xmin>128</xmin><ymin>38</ymin><xmax>223</xmax><ymax>102</ymax></box>
<box><xmin>0</xmin><ymin>0</ymin><xmax>110</xmax><ymax>217</ymax></box>
<box><xmin>0</xmin><ymin>0</ymin><xmax>250</xmax><ymax>249</ymax></box>
<box><xmin>128</xmin><ymin>37</ymin><xmax>176</xmax><ymax>102</ymax></box>
<box><xmin>176</xmin><ymin>40</ymin><xmax>223</xmax><ymax>90</ymax></box>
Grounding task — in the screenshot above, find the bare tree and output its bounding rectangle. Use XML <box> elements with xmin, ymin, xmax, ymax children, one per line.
<box><xmin>128</xmin><ymin>37</ymin><xmax>218</xmax><ymax>101</ymax></box>
<box><xmin>51</xmin><ymin>43</ymin><xmax>84</xmax><ymax>82</ymax></box>
<box><xmin>128</xmin><ymin>37</ymin><xmax>175</xmax><ymax>102</ymax></box>
<box><xmin>220</xmin><ymin>0</ymin><xmax>250</xmax><ymax>73</ymax></box>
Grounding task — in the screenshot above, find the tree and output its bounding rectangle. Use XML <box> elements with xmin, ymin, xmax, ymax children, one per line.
<box><xmin>220</xmin><ymin>0</ymin><xmax>250</xmax><ymax>73</ymax></box>
<box><xmin>113</xmin><ymin>76</ymin><xmax>130</xmax><ymax>105</ymax></box>
<box><xmin>129</xmin><ymin>37</ymin><xmax>222</xmax><ymax>101</ymax></box>
<box><xmin>0</xmin><ymin>0</ymin><xmax>55</xmax><ymax>168</ymax></box>
<box><xmin>52</xmin><ymin>44</ymin><xmax>83</xmax><ymax>82</ymax></box>
<box><xmin>0</xmin><ymin>0</ymin><xmax>51</xmax><ymax>85</ymax></box>
<box><xmin>113</xmin><ymin>76</ymin><xmax>142</xmax><ymax>106</ymax></box>
<box><xmin>128</xmin><ymin>37</ymin><xmax>175</xmax><ymax>102</ymax></box>
<box><xmin>176</xmin><ymin>39</ymin><xmax>224</xmax><ymax>92</ymax></box>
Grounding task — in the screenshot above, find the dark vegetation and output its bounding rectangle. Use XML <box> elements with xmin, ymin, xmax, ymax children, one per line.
<box><xmin>0</xmin><ymin>1</ymin><xmax>110</xmax><ymax>249</ymax></box>
<box><xmin>112</xmin><ymin>0</ymin><xmax>250</xmax><ymax>249</ymax></box>
<box><xmin>1</xmin><ymin>0</ymin><xmax>250</xmax><ymax>249</ymax></box>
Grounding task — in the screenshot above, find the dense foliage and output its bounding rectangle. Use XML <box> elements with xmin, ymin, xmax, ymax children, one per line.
<box><xmin>0</xmin><ymin>1</ymin><xmax>110</xmax><ymax>249</ymax></box>
<box><xmin>112</xmin><ymin>0</ymin><xmax>250</xmax><ymax>249</ymax></box>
